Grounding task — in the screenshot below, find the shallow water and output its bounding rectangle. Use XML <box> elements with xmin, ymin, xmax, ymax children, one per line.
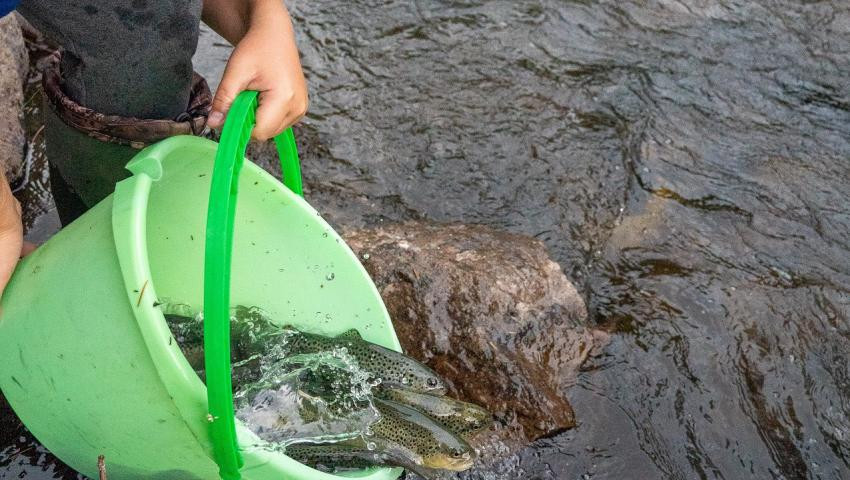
<box><xmin>4</xmin><ymin>1</ymin><xmax>850</xmax><ymax>479</ymax></box>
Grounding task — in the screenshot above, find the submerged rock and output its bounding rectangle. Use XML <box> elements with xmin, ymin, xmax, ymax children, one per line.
<box><xmin>0</xmin><ymin>14</ymin><xmax>26</xmax><ymax>179</ymax></box>
<box><xmin>344</xmin><ymin>221</ymin><xmax>607</xmax><ymax>442</ymax></box>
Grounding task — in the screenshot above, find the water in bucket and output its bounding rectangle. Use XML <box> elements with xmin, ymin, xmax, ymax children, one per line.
<box><xmin>162</xmin><ymin>305</ymin><xmax>488</xmax><ymax>478</ymax></box>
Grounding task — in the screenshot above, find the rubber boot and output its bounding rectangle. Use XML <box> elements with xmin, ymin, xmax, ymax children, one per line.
<box><xmin>42</xmin><ymin>103</ymin><xmax>139</xmax><ymax>225</ymax></box>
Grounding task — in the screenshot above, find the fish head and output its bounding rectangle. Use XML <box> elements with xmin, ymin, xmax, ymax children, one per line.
<box><xmin>415</xmin><ymin>406</ymin><xmax>477</xmax><ymax>472</ymax></box>
<box><xmin>399</xmin><ymin>363</ymin><xmax>448</xmax><ymax>395</ymax></box>
<box><xmin>455</xmin><ymin>401</ymin><xmax>492</xmax><ymax>436</ymax></box>
<box><xmin>422</xmin><ymin>446</ymin><xmax>475</xmax><ymax>472</ymax></box>
<box><xmin>375</xmin><ymin>347</ymin><xmax>448</xmax><ymax>394</ymax></box>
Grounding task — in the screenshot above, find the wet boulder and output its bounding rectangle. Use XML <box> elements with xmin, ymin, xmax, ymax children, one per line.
<box><xmin>0</xmin><ymin>13</ymin><xmax>27</xmax><ymax>179</ymax></box>
<box><xmin>343</xmin><ymin>221</ymin><xmax>607</xmax><ymax>442</ymax></box>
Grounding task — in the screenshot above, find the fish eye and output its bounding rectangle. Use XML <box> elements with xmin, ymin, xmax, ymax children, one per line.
<box><xmin>426</xmin><ymin>378</ymin><xmax>439</xmax><ymax>388</ymax></box>
<box><xmin>451</xmin><ymin>448</ymin><xmax>465</xmax><ymax>458</ymax></box>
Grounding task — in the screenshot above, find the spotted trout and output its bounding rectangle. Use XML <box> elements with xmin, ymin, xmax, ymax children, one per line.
<box><xmin>279</xmin><ymin>327</ymin><xmax>447</xmax><ymax>394</ymax></box>
<box><xmin>376</xmin><ymin>386</ymin><xmax>492</xmax><ymax>440</ymax></box>
<box><xmin>286</xmin><ymin>397</ymin><xmax>475</xmax><ymax>478</ymax></box>
<box><xmin>164</xmin><ymin>307</ymin><xmax>446</xmax><ymax>395</ymax></box>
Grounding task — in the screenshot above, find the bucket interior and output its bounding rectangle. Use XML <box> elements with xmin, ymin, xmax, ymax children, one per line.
<box><xmin>143</xmin><ymin>140</ymin><xmax>397</xmax><ymax>343</ymax></box>
<box><xmin>133</xmin><ymin>137</ymin><xmax>400</xmax><ymax>479</ymax></box>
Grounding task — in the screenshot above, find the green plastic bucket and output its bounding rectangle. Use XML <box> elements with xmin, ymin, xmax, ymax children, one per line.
<box><xmin>0</xmin><ymin>92</ymin><xmax>402</xmax><ymax>480</ymax></box>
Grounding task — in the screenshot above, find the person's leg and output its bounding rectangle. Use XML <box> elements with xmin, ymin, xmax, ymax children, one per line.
<box><xmin>47</xmin><ymin>163</ymin><xmax>87</xmax><ymax>226</ymax></box>
<box><xmin>17</xmin><ymin>0</ymin><xmax>203</xmax><ymax>222</ymax></box>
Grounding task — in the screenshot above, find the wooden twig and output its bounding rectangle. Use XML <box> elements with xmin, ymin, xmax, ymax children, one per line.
<box><xmin>97</xmin><ymin>455</ymin><xmax>108</xmax><ymax>480</ymax></box>
<box><xmin>136</xmin><ymin>279</ymin><xmax>149</xmax><ymax>307</ymax></box>
<box><xmin>7</xmin><ymin>445</ymin><xmax>34</xmax><ymax>461</ymax></box>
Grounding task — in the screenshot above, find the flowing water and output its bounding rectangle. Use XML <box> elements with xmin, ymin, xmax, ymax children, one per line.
<box><xmin>4</xmin><ymin>1</ymin><xmax>850</xmax><ymax>479</ymax></box>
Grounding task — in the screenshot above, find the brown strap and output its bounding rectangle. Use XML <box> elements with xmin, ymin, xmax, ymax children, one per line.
<box><xmin>42</xmin><ymin>52</ymin><xmax>212</xmax><ymax>149</ymax></box>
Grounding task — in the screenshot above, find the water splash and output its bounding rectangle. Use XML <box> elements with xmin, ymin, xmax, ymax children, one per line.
<box><xmin>163</xmin><ymin>305</ymin><xmax>382</xmax><ymax>449</ymax></box>
<box><xmin>234</xmin><ymin>349</ymin><xmax>381</xmax><ymax>447</ymax></box>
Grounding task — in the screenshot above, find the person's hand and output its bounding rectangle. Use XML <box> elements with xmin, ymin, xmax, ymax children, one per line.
<box><xmin>0</xmin><ymin>172</ymin><xmax>33</xmax><ymax>301</ymax></box>
<box><xmin>203</xmin><ymin>0</ymin><xmax>308</xmax><ymax>140</ymax></box>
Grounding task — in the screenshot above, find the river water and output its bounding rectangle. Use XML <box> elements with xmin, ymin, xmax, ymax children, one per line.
<box><xmin>3</xmin><ymin>1</ymin><xmax>850</xmax><ymax>479</ymax></box>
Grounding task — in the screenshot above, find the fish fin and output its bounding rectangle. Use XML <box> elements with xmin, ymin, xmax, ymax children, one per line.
<box><xmin>336</xmin><ymin>328</ymin><xmax>363</xmax><ymax>340</ymax></box>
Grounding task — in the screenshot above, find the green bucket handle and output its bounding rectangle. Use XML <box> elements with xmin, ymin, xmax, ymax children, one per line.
<box><xmin>203</xmin><ymin>91</ymin><xmax>303</xmax><ymax>480</ymax></box>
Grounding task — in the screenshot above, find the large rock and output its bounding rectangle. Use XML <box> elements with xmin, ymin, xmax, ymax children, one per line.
<box><xmin>344</xmin><ymin>221</ymin><xmax>607</xmax><ymax>442</ymax></box>
<box><xmin>0</xmin><ymin>13</ymin><xmax>27</xmax><ymax>179</ymax></box>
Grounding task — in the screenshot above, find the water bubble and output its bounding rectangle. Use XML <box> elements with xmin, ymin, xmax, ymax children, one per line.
<box><xmin>401</xmin><ymin>377</ymin><xmax>409</xmax><ymax>385</ymax></box>
<box><xmin>367</xmin><ymin>442</ymin><xmax>376</xmax><ymax>451</ymax></box>
<box><xmin>322</xmin><ymin>232</ymin><xmax>328</xmax><ymax>238</ymax></box>
<box><xmin>326</xmin><ymin>273</ymin><xmax>335</xmax><ymax>281</ymax></box>
<box><xmin>362</xmin><ymin>253</ymin><xmax>370</xmax><ymax>260</ymax></box>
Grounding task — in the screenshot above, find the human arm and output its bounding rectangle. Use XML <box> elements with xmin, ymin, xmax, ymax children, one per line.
<box><xmin>0</xmin><ymin>171</ymin><xmax>28</xmax><ymax>300</ymax></box>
